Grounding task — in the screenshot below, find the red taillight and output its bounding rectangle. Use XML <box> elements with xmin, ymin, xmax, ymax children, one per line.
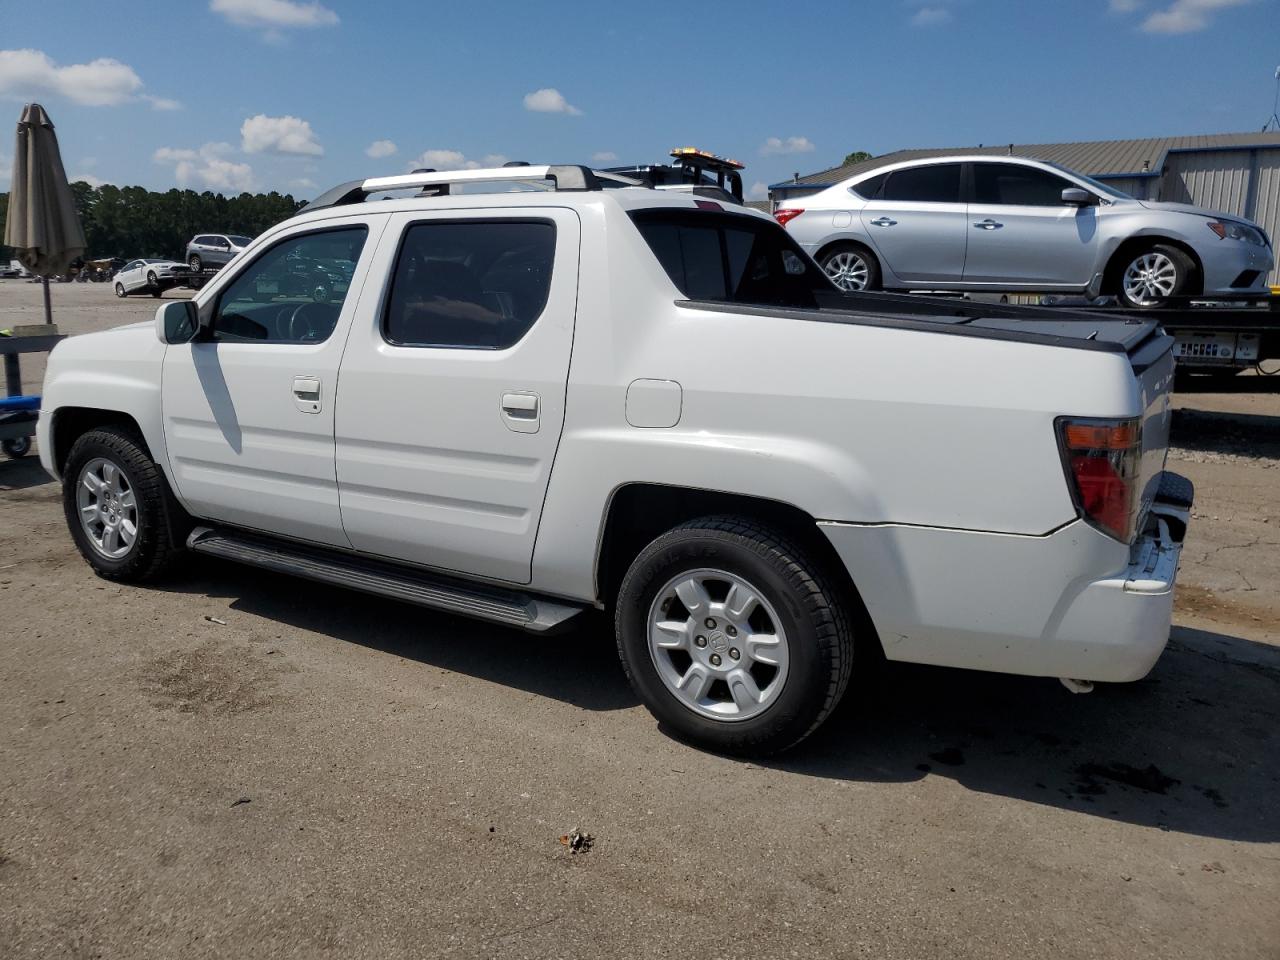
<box><xmin>773</xmin><ymin>208</ymin><xmax>804</xmax><ymax>227</ymax></box>
<box><xmin>1057</xmin><ymin>417</ymin><xmax>1142</xmax><ymax>542</ymax></box>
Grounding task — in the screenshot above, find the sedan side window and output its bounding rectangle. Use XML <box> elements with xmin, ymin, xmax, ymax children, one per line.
<box><xmin>973</xmin><ymin>163</ymin><xmax>1075</xmax><ymax>206</ymax></box>
<box><xmin>211</xmin><ymin>226</ymin><xmax>368</xmax><ymax>344</ymax></box>
<box><xmin>880</xmin><ymin>164</ymin><xmax>962</xmax><ymax>203</ymax></box>
<box><xmin>849</xmin><ymin>172</ymin><xmax>887</xmax><ymax>200</ymax></box>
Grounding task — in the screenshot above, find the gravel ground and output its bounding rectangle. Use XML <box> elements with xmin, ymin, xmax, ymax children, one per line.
<box><xmin>2</xmin><ymin>281</ymin><xmax>1277</xmax><ymax>959</ymax></box>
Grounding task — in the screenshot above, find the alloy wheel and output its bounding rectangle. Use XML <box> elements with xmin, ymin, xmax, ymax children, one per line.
<box><xmin>646</xmin><ymin>568</ymin><xmax>790</xmax><ymax>722</ymax></box>
<box><xmin>1122</xmin><ymin>252</ymin><xmax>1177</xmax><ymax>306</ymax></box>
<box><xmin>76</xmin><ymin>457</ymin><xmax>139</xmax><ymax>560</ymax></box>
<box><xmin>823</xmin><ymin>251</ymin><xmax>870</xmax><ymax>292</ymax></box>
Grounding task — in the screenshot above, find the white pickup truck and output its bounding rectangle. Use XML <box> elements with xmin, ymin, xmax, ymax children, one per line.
<box><xmin>38</xmin><ymin>164</ymin><xmax>1192</xmax><ymax>754</ymax></box>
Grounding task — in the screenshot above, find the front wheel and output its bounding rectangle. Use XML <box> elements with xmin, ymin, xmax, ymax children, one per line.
<box><xmin>188</xmin><ymin>255</ymin><xmax>202</xmax><ymax>273</ymax></box>
<box><xmin>819</xmin><ymin>244</ymin><xmax>881</xmax><ymax>293</ymax></box>
<box><xmin>62</xmin><ymin>427</ymin><xmax>178</xmax><ymax>582</ymax></box>
<box><xmin>615</xmin><ymin>517</ymin><xmax>856</xmax><ymax>755</ymax></box>
<box><xmin>114</xmin><ymin>282</ymin><xmax>127</xmax><ymax>298</ymax></box>
<box><xmin>1118</xmin><ymin>244</ymin><xmax>1193</xmax><ymax>309</ymax></box>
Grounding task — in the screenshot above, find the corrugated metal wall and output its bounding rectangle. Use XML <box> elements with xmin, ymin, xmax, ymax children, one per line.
<box><xmin>1160</xmin><ymin>149</ymin><xmax>1280</xmax><ymax>285</ymax></box>
<box><xmin>1252</xmin><ymin>150</ymin><xmax>1280</xmax><ymax>285</ymax></box>
<box><xmin>1098</xmin><ymin>176</ymin><xmax>1149</xmax><ymax>200</ymax></box>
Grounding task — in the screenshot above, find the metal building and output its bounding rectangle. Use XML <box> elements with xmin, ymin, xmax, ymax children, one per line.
<box><xmin>770</xmin><ymin>132</ymin><xmax>1280</xmax><ymax>285</ymax></box>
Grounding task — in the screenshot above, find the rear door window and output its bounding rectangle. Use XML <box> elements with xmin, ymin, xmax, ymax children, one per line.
<box><xmin>880</xmin><ymin>164</ymin><xmax>962</xmax><ymax>203</ymax></box>
<box><xmin>631</xmin><ymin>209</ymin><xmax>830</xmax><ymax>307</ymax></box>
<box><xmin>383</xmin><ymin>220</ymin><xmax>556</xmax><ymax>349</ymax></box>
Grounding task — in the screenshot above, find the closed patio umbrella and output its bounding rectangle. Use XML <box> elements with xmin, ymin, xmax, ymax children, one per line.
<box><xmin>3</xmin><ymin>103</ymin><xmax>86</xmax><ymax>325</ymax></box>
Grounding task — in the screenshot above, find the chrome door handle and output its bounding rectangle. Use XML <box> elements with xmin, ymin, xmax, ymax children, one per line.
<box><xmin>869</xmin><ymin>217</ymin><xmax>897</xmax><ymax>227</ymax></box>
<box><xmin>973</xmin><ymin>219</ymin><xmax>1003</xmax><ymax>230</ymax></box>
<box><xmin>501</xmin><ymin>392</ymin><xmax>540</xmax><ymax>433</ymax></box>
<box><xmin>292</xmin><ymin>376</ymin><xmax>322</xmax><ymax>414</ymax></box>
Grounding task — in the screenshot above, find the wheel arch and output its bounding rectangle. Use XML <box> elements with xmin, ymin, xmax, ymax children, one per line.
<box><xmin>814</xmin><ymin>236</ymin><xmax>880</xmax><ymax>269</ymax></box>
<box><xmin>594</xmin><ymin>483</ymin><xmax>879</xmax><ymax>647</ymax></box>
<box><xmin>1102</xmin><ymin>234</ymin><xmax>1204</xmax><ymax>297</ymax></box>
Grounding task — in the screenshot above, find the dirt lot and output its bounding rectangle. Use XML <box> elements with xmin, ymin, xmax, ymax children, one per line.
<box><xmin>2</xmin><ymin>281</ymin><xmax>1278</xmax><ymax>959</ymax></box>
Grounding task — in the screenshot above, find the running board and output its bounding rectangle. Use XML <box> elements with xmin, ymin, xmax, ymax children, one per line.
<box><xmin>186</xmin><ymin>527</ymin><xmax>586</xmax><ymax>633</ymax></box>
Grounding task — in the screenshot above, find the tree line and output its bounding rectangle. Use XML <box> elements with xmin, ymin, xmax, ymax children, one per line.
<box><xmin>1</xmin><ymin>182</ymin><xmax>306</xmax><ymax>266</ymax></box>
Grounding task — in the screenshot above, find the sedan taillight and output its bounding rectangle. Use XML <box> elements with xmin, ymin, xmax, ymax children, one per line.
<box><xmin>773</xmin><ymin>208</ymin><xmax>804</xmax><ymax>228</ymax></box>
<box><xmin>1057</xmin><ymin>417</ymin><xmax>1142</xmax><ymax>543</ymax></box>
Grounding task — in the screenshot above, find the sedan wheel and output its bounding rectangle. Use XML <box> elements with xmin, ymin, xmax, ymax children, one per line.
<box><xmin>820</xmin><ymin>246</ymin><xmax>880</xmax><ymax>293</ymax></box>
<box><xmin>1118</xmin><ymin>245</ymin><xmax>1190</xmax><ymax>308</ymax></box>
<box><xmin>114</xmin><ymin>282</ymin><xmax>127</xmax><ymax>298</ymax></box>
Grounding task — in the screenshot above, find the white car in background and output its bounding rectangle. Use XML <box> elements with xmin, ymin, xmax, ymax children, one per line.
<box><xmin>113</xmin><ymin>259</ymin><xmax>189</xmax><ymax>298</ymax></box>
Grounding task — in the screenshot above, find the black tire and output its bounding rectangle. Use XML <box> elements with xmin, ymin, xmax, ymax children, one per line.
<box><xmin>615</xmin><ymin>516</ymin><xmax>856</xmax><ymax>756</ymax></box>
<box><xmin>62</xmin><ymin>427</ymin><xmax>179</xmax><ymax>582</ymax></box>
<box><xmin>147</xmin><ymin>271</ymin><xmax>158</xmax><ymax>288</ymax></box>
<box><xmin>2</xmin><ymin>436</ymin><xmax>31</xmax><ymax>458</ymax></box>
<box><xmin>188</xmin><ymin>255</ymin><xmax>202</xmax><ymax>273</ymax></box>
<box><xmin>1116</xmin><ymin>243</ymin><xmax>1193</xmax><ymax>309</ymax></box>
<box><xmin>819</xmin><ymin>243</ymin><xmax>882</xmax><ymax>293</ymax></box>
<box><xmin>114</xmin><ymin>282</ymin><xmax>127</xmax><ymax>298</ymax></box>
<box><xmin>150</xmin><ymin>286</ymin><xmax>162</xmax><ymax>298</ymax></box>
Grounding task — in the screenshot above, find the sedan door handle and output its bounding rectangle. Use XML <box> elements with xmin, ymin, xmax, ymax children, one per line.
<box><xmin>869</xmin><ymin>217</ymin><xmax>897</xmax><ymax>227</ymax></box>
<box><xmin>292</xmin><ymin>376</ymin><xmax>322</xmax><ymax>414</ymax></box>
<box><xmin>973</xmin><ymin>219</ymin><xmax>1003</xmax><ymax>230</ymax></box>
<box><xmin>501</xmin><ymin>392</ymin><xmax>540</xmax><ymax>433</ymax></box>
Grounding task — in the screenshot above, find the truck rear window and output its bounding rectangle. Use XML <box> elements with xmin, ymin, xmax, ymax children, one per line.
<box><xmin>630</xmin><ymin>210</ymin><xmax>832</xmax><ymax>308</ymax></box>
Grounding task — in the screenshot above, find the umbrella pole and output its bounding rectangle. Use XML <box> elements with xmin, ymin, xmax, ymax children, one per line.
<box><xmin>42</xmin><ymin>276</ymin><xmax>52</xmax><ymax>324</ymax></box>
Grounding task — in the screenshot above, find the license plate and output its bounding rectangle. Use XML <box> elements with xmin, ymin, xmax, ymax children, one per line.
<box><xmin>1173</xmin><ymin>332</ymin><xmax>1258</xmax><ymax>362</ymax></box>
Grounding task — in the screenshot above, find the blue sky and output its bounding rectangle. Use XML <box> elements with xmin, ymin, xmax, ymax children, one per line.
<box><xmin>2</xmin><ymin>0</ymin><xmax>1278</xmax><ymax>200</ymax></box>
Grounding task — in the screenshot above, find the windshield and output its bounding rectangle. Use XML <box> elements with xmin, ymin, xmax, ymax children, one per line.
<box><xmin>630</xmin><ymin>209</ymin><xmax>835</xmax><ymax>308</ymax></box>
<box><xmin>1044</xmin><ymin>163</ymin><xmax>1133</xmax><ymax>200</ymax></box>
<box><xmin>228</xmin><ymin>235</ymin><xmax>254</xmax><ymax>247</ymax></box>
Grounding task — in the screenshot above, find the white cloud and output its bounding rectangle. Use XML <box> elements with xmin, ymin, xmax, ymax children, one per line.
<box><xmin>241</xmin><ymin>114</ymin><xmax>323</xmax><ymax>156</ymax></box>
<box><xmin>910</xmin><ymin>5</ymin><xmax>953</xmax><ymax>25</ymax></box>
<box><xmin>154</xmin><ymin>142</ymin><xmax>253</xmax><ymax>192</ymax></box>
<box><xmin>142</xmin><ymin>94</ymin><xmax>182</xmax><ymax>111</ymax></box>
<box><xmin>70</xmin><ymin>172</ymin><xmax>108</xmax><ymax>188</ymax></box>
<box><xmin>1140</xmin><ymin>0</ymin><xmax>1250</xmax><ymax>32</ymax></box>
<box><xmin>365</xmin><ymin>139</ymin><xmax>398</xmax><ymax>159</ymax></box>
<box><xmin>0</xmin><ymin>48</ymin><xmax>151</xmax><ymax>107</ymax></box>
<box><xmin>289</xmin><ymin>177</ymin><xmax>318</xmax><ymax>190</ymax></box>
<box><xmin>406</xmin><ymin>150</ymin><xmax>509</xmax><ymax>171</ymax></box>
<box><xmin>760</xmin><ymin>136</ymin><xmax>816</xmax><ymax>156</ymax></box>
<box><xmin>1109</xmin><ymin>0</ymin><xmax>1144</xmax><ymax>11</ymax></box>
<box><xmin>591</xmin><ymin>151</ymin><xmax>618</xmax><ymax>163</ymax></box>
<box><xmin>523</xmin><ymin>88</ymin><xmax>582</xmax><ymax>115</ymax></box>
<box><xmin>748</xmin><ymin>181</ymin><xmax>769</xmax><ymax>201</ymax></box>
<box><xmin>210</xmin><ymin>0</ymin><xmax>339</xmax><ymax>29</ymax></box>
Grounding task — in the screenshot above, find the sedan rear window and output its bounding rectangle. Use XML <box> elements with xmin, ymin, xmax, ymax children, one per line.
<box><xmin>631</xmin><ymin>209</ymin><xmax>831</xmax><ymax>308</ymax></box>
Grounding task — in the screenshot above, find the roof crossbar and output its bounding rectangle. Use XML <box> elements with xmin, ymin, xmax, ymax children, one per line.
<box><xmin>303</xmin><ymin>164</ymin><xmax>601</xmax><ymax>212</ymax></box>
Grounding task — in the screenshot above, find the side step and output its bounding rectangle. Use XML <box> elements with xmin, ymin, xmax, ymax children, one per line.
<box><xmin>186</xmin><ymin>527</ymin><xmax>586</xmax><ymax>634</ymax></box>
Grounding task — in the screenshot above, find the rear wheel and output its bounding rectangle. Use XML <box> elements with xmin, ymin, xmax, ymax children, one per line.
<box><xmin>1117</xmin><ymin>244</ymin><xmax>1193</xmax><ymax>309</ymax></box>
<box><xmin>615</xmin><ymin>516</ymin><xmax>856</xmax><ymax>755</ymax></box>
<box><xmin>819</xmin><ymin>244</ymin><xmax>881</xmax><ymax>292</ymax></box>
<box><xmin>62</xmin><ymin>427</ymin><xmax>178</xmax><ymax>582</ymax></box>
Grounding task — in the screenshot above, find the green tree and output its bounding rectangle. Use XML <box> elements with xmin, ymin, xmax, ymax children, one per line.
<box><xmin>842</xmin><ymin>151</ymin><xmax>873</xmax><ymax>166</ymax></box>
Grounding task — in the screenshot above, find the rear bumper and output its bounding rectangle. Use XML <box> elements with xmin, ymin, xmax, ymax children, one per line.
<box><xmin>819</xmin><ymin>472</ymin><xmax>1193</xmax><ymax>683</ymax></box>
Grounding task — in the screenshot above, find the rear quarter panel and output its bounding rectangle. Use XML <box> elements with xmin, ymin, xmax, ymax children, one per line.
<box><xmin>530</xmin><ymin>203</ymin><xmax>1142</xmax><ymax>600</ymax></box>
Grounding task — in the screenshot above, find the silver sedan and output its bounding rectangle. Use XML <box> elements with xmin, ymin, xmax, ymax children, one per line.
<box><xmin>778</xmin><ymin>155</ymin><xmax>1273</xmax><ymax>308</ymax></box>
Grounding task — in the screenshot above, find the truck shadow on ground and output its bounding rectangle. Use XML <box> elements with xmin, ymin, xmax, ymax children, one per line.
<box><xmin>172</xmin><ymin>558</ymin><xmax>1280</xmax><ymax>843</ymax></box>
<box><xmin>0</xmin><ymin>456</ymin><xmax>51</xmax><ymax>491</ymax></box>
<box><xmin>1171</xmin><ymin>408</ymin><xmax>1280</xmax><ymax>460</ymax></box>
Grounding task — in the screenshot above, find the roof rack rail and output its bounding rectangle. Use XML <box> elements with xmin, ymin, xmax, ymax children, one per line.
<box><xmin>303</xmin><ymin>164</ymin><xmax>601</xmax><ymax>212</ymax></box>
